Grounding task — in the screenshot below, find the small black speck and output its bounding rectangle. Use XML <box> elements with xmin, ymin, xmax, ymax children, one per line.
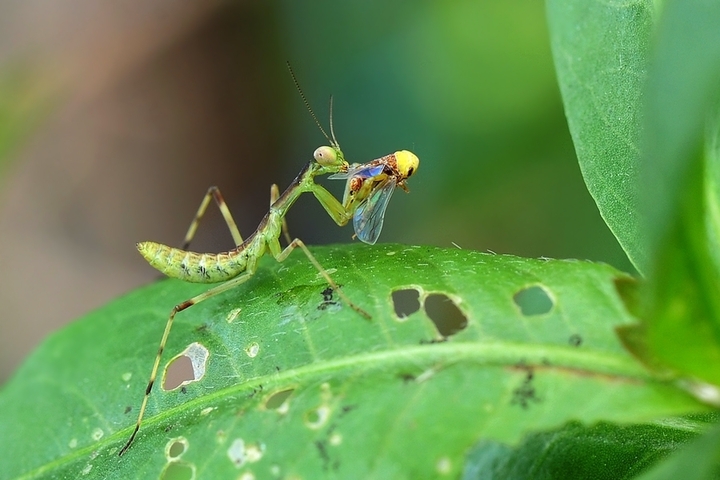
<box><xmin>318</xmin><ymin>300</ymin><xmax>339</xmax><ymax>311</ymax></box>
<box><xmin>340</xmin><ymin>404</ymin><xmax>358</xmax><ymax>417</ymax></box>
<box><xmin>124</xmin><ymin>406</ymin><xmax>132</xmax><ymax>414</ymax></box>
<box><xmin>180</xmin><ymin>386</ymin><xmax>187</xmax><ymax>394</ymax></box>
<box><xmin>249</xmin><ymin>385</ymin><xmax>264</xmax><ymax>398</ymax></box>
<box><xmin>315</xmin><ymin>440</ymin><xmax>330</xmax><ymax>470</ymax></box>
<box><xmin>321</xmin><ymin>287</ymin><xmax>334</xmax><ymax>302</ymax></box>
<box><xmin>511</xmin><ymin>365</ymin><xmax>541</xmax><ymax>409</ymax></box>
<box><xmin>512</xmin><ymin>382</ymin><xmax>539</xmax><ymax>409</ymax></box>
<box><xmin>569</xmin><ymin>334</ymin><xmax>583</xmax><ymax>347</ymax></box>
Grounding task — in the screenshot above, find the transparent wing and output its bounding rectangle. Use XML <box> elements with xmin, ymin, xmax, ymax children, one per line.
<box><xmin>353</xmin><ymin>177</ymin><xmax>397</xmax><ymax>245</ymax></box>
<box><xmin>329</xmin><ymin>163</ymin><xmax>385</xmax><ymax>180</ymax></box>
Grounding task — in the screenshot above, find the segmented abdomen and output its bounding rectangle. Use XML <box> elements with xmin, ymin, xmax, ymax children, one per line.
<box><xmin>137</xmin><ymin>242</ymin><xmax>248</xmax><ymax>283</ymax></box>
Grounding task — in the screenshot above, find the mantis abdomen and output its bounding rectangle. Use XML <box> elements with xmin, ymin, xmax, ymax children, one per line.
<box><xmin>137</xmin><ymin>241</ymin><xmax>250</xmax><ymax>284</ymax></box>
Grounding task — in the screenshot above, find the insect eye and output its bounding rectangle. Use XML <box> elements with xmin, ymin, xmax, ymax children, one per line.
<box><xmin>314</xmin><ymin>146</ymin><xmax>338</xmax><ymax>166</ymax></box>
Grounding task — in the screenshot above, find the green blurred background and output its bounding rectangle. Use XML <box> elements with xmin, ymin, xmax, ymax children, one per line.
<box><xmin>0</xmin><ymin>1</ymin><xmax>631</xmax><ymax>383</ymax></box>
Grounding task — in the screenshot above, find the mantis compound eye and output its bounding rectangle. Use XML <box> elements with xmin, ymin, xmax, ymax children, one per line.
<box><xmin>314</xmin><ymin>146</ymin><xmax>339</xmax><ymax>166</ymax></box>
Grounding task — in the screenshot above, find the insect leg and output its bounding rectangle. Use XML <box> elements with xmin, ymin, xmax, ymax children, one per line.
<box><xmin>309</xmin><ymin>184</ymin><xmax>354</xmax><ymax>227</ymax></box>
<box><xmin>182</xmin><ymin>186</ymin><xmax>244</xmax><ymax>250</ymax></box>
<box><xmin>119</xmin><ymin>262</ymin><xmax>259</xmax><ymax>456</ymax></box>
<box><xmin>270</xmin><ymin>184</ymin><xmax>292</xmax><ymax>246</ymax></box>
<box><xmin>268</xmin><ymin>236</ymin><xmax>371</xmax><ymax>319</ymax></box>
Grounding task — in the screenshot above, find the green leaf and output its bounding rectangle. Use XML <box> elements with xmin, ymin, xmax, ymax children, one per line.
<box><xmin>546</xmin><ymin>0</ymin><xmax>655</xmax><ymax>273</ymax></box>
<box><xmin>633</xmin><ymin>423</ymin><xmax>720</xmax><ymax>480</ymax></box>
<box><xmin>0</xmin><ymin>245</ymin><xmax>705</xmax><ymax>479</ymax></box>
<box><xmin>617</xmin><ymin>0</ymin><xmax>720</xmax><ymax>388</ymax></box>
<box><xmin>462</xmin><ymin>415</ymin><xmax>717</xmax><ymax>480</ymax></box>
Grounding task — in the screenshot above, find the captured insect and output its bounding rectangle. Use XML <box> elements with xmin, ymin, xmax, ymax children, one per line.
<box><xmin>329</xmin><ymin>151</ymin><xmax>419</xmax><ymax>245</ymax></box>
<box><xmin>118</xmin><ymin>70</ymin><xmax>420</xmax><ymax>455</ymax></box>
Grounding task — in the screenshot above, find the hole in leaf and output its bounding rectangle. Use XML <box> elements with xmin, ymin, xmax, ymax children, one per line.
<box><xmin>160</xmin><ymin>461</ymin><xmax>195</xmax><ymax>480</ymax></box>
<box><xmin>424</xmin><ymin>293</ymin><xmax>467</xmax><ymax>337</ymax></box>
<box><xmin>304</xmin><ymin>405</ymin><xmax>330</xmax><ymax>429</ymax></box>
<box><xmin>169</xmin><ymin>441</ymin><xmax>185</xmax><ymax>458</ymax></box>
<box><xmin>164</xmin><ymin>356</ymin><xmax>193</xmax><ymax>391</ymax></box>
<box><xmin>227</xmin><ymin>438</ymin><xmax>266</xmax><ymax>467</ymax></box>
<box><xmin>265</xmin><ymin>389</ymin><xmax>294</xmax><ymax>410</ymax></box>
<box><xmin>245</xmin><ymin>342</ymin><xmax>260</xmax><ymax>358</ymax></box>
<box><xmin>513</xmin><ymin>285</ymin><xmax>553</xmax><ymax>316</ymax></box>
<box><xmin>392</xmin><ymin>288</ymin><xmax>421</xmax><ymax>318</ymax></box>
<box><xmin>163</xmin><ymin>342</ymin><xmax>209</xmax><ymax>391</ymax></box>
<box><xmin>166</xmin><ymin>437</ymin><xmax>188</xmax><ymax>460</ymax></box>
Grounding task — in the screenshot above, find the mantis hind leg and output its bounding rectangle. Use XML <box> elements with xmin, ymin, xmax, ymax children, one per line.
<box><xmin>182</xmin><ymin>186</ymin><xmax>244</xmax><ymax>250</ymax></box>
<box><xmin>119</xmin><ymin>260</ymin><xmax>259</xmax><ymax>456</ymax></box>
<box><xmin>269</xmin><ymin>237</ymin><xmax>371</xmax><ymax>319</ymax></box>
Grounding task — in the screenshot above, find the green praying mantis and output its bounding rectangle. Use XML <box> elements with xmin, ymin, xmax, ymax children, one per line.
<box><xmin>118</xmin><ymin>81</ymin><xmax>419</xmax><ymax>456</ymax></box>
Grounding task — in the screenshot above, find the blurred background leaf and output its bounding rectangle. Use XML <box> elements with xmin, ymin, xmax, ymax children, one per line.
<box><xmin>462</xmin><ymin>416</ymin><xmax>716</xmax><ymax>480</ymax></box>
<box><xmin>547</xmin><ymin>0</ymin><xmax>652</xmax><ymax>274</ymax></box>
<box><xmin>616</xmin><ymin>0</ymin><xmax>720</xmax><ymax>387</ymax></box>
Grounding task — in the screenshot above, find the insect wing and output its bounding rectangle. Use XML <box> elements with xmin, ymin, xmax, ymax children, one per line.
<box><xmin>329</xmin><ymin>163</ymin><xmax>385</xmax><ymax>180</ymax></box>
<box><xmin>354</xmin><ymin>176</ymin><xmax>397</xmax><ymax>245</ymax></box>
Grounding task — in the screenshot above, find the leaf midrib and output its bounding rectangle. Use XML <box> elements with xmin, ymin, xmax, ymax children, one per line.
<box><xmin>18</xmin><ymin>340</ymin><xmax>652</xmax><ymax>479</ymax></box>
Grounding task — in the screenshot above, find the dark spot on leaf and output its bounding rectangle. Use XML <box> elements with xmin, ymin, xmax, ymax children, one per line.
<box><xmin>424</xmin><ymin>293</ymin><xmax>467</xmax><ymax>337</ymax></box>
<box><xmin>315</xmin><ymin>440</ymin><xmax>331</xmax><ymax>471</ymax></box>
<box><xmin>180</xmin><ymin>386</ymin><xmax>187</xmax><ymax>394</ymax></box>
<box><xmin>164</xmin><ymin>424</ymin><xmax>174</xmax><ymax>433</ymax></box>
<box><xmin>163</xmin><ymin>355</ymin><xmax>194</xmax><ymax>391</ymax></box>
<box><xmin>512</xmin><ymin>381</ymin><xmax>540</xmax><ymax>409</ymax></box>
<box><xmin>124</xmin><ymin>406</ymin><xmax>132</xmax><ymax>414</ymax></box>
<box><xmin>195</xmin><ymin>323</ymin><xmax>209</xmax><ymax>333</ymax></box>
<box><xmin>249</xmin><ymin>384</ymin><xmax>265</xmax><ymax>398</ymax></box>
<box><xmin>265</xmin><ymin>388</ymin><xmax>294</xmax><ymax>409</ymax></box>
<box><xmin>511</xmin><ymin>362</ymin><xmax>540</xmax><ymax>409</ymax></box>
<box><xmin>420</xmin><ymin>337</ymin><xmax>448</xmax><ymax>345</ymax></box>
<box><xmin>392</xmin><ymin>288</ymin><xmax>421</xmax><ymax>318</ymax></box>
<box><xmin>398</xmin><ymin>372</ymin><xmax>417</xmax><ymax>382</ymax></box>
<box><xmin>321</xmin><ymin>286</ymin><xmax>334</xmax><ymax>302</ymax></box>
<box><xmin>340</xmin><ymin>405</ymin><xmax>357</xmax><ymax>417</ymax></box>
<box><xmin>569</xmin><ymin>334</ymin><xmax>582</xmax><ymax>347</ymax></box>
<box><xmin>513</xmin><ymin>285</ymin><xmax>553</xmax><ymax>316</ymax></box>
<box><xmin>318</xmin><ymin>286</ymin><xmax>339</xmax><ymax>311</ymax></box>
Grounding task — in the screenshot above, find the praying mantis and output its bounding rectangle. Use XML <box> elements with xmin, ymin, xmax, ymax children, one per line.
<box><xmin>118</xmin><ymin>84</ymin><xmax>419</xmax><ymax>456</ymax></box>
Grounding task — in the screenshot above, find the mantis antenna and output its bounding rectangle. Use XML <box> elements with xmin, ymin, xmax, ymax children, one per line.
<box><xmin>286</xmin><ymin>62</ymin><xmax>340</xmax><ymax>149</ymax></box>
